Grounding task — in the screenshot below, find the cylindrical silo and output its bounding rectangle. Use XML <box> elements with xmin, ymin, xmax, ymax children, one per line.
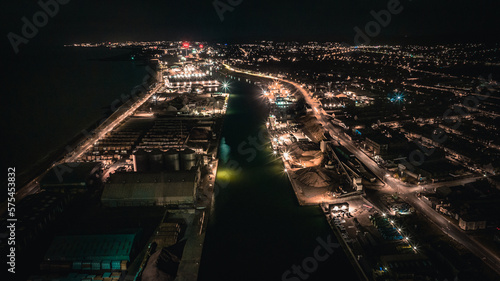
<box><xmin>132</xmin><ymin>149</ymin><xmax>149</xmax><ymax>172</ymax></box>
<box><xmin>164</xmin><ymin>149</ymin><xmax>180</xmax><ymax>171</ymax></box>
<box><xmin>149</xmin><ymin>149</ymin><xmax>164</xmax><ymax>172</ymax></box>
<box><xmin>181</xmin><ymin>148</ymin><xmax>196</xmax><ymax>171</ymax></box>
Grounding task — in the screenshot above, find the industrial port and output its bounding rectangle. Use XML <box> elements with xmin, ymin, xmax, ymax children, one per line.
<box><xmin>1</xmin><ymin>43</ymin><xmax>229</xmax><ymax>281</ymax></box>
<box><xmin>221</xmin><ymin>54</ymin><xmax>500</xmax><ymax>280</ymax></box>
<box><xmin>3</xmin><ymin>40</ymin><xmax>500</xmax><ymax>281</ymax></box>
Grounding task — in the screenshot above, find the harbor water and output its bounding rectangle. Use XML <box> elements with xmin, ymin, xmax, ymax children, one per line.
<box><xmin>198</xmin><ymin>80</ymin><xmax>358</xmax><ymax>281</ymax></box>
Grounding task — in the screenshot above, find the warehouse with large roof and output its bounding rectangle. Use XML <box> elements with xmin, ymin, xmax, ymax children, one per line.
<box><xmin>101</xmin><ymin>170</ymin><xmax>199</xmax><ymax>207</ymax></box>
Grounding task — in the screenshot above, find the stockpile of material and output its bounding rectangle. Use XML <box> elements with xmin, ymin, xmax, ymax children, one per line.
<box><xmin>287</xmin><ymin>142</ymin><xmax>324</xmax><ymax>167</ymax></box>
<box><xmin>298</xmin><ymin>114</ymin><xmax>325</xmax><ymax>142</ymax></box>
<box><xmin>294</xmin><ymin>167</ymin><xmax>331</xmax><ymax>188</ymax></box>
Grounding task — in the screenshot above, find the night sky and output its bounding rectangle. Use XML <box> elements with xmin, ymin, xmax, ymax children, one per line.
<box><xmin>1</xmin><ymin>0</ymin><xmax>500</xmax><ymax>53</ymax></box>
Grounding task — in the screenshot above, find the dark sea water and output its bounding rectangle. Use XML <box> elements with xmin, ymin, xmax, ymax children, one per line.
<box><xmin>2</xmin><ymin>46</ymin><xmax>149</xmax><ymax>186</ymax></box>
<box><xmin>198</xmin><ymin>80</ymin><xmax>358</xmax><ymax>281</ymax></box>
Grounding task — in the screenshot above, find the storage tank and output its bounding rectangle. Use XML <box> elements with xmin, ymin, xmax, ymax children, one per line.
<box><xmin>132</xmin><ymin>149</ymin><xmax>149</xmax><ymax>172</ymax></box>
<box><xmin>149</xmin><ymin>149</ymin><xmax>164</xmax><ymax>172</ymax></box>
<box><xmin>181</xmin><ymin>148</ymin><xmax>197</xmax><ymax>171</ymax></box>
<box><xmin>164</xmin><ymin>149</ymin><xmax>180</xmax><ymax>171</ymax></box>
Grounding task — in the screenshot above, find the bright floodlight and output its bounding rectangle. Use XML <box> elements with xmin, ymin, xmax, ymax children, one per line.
<box><xmin>222</xmin><ymin>82</ymin><xmax>229</xmax><ymax>90</ymax></box>
<box><xmin>283</xmin><ymin>152</ymin><xmax>289</xmax><ymax>158</ymax></box>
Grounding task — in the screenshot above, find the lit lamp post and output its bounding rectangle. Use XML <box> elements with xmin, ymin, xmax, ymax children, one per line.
<box><xmin>222</xmin><ymin>82</ymin><xmax>229</xmax><ymax>92</ymax></box>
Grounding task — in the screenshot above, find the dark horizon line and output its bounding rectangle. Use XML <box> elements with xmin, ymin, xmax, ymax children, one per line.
<box><xmin>63</xmin><ymin>37</ymin><xmax>500</xmax><ymax>46</ymax></box>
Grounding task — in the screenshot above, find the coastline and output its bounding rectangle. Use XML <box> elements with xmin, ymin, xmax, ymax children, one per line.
<box><xmin>175</xmin><ymin>97</ymin><xmax>228</xmax><ymax>281</ymax></box>
<box><xmin>0</xmin><ymin>64</ymin><xmax>157</xmax><ymax>215</ymax></box>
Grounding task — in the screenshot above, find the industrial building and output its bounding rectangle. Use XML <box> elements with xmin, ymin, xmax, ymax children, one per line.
<box><xmin>41</xmin><ymin>233</ymin><xmax>139</xmax><ymax>272</ymax></box>
<box><xmin>82</xmin><ymin>116</ymin><xmax>218</xmax><ymax>166</ymax></box>
<box><xmin>328</xmin><ymin>202</ymin><xmax>350</xmax><ymax>214</ymax></box>
<box><xmin>101</xmin><ymin>170</ymin><xmax>200</xmax><ymax>207</ymax></box>
<box><xmin>0</xmin><ymin>191</ymin><xmax>74</xmax><ymax>253</ymax></box>
<box><xmin>364</xmin><ymin>132</ymin><xmax>408</xmax><ymax>157</ymax></box>
<box><xmin>135</xmin><ymin>119</ymin><xmax>215</xmax><ymax>153</ymax></box>
<box><xmin>163</xmin><ymin>63</ymin><xmax>221</xmax><ymax>92</ymax></box>
<box><xmin>40</xmin><ymin>162</ymin><xmax>103</xmax><ymax>193</ymax></box>
<box><xmin>132</xmin><ymin>148</ymin><xmax>198</xmax><ymax>172</ymax></box>
<box><xmin>85</xmin><ymin>122</ymin><xmax>146</xmax><ymax>162</ymax></box>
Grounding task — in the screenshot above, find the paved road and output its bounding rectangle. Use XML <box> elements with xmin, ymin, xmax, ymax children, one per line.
<box><xmin>404</xmin><ymin>193</ymin><xmax>500</xmax><ymax>273</ymax></box>
<box><xmin>224</xmin><ymin>64</ymin><xmax>500</xmax><ymax>276</ymax></box>
<box><xmin>1</xmin><ymin>83</ymin><xmax>161</xmax><ymax>216</ymax></box>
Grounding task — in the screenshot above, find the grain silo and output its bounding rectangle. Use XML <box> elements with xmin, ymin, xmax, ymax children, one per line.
<box><xmin>132</xmin><ymin>149</ymin><xmax>149</xmax><ymax>172</ymax></box>
<box><xmin>164</xmin><ymin>149</ymin><xmax>180</xmax><ymax>171</ymax></box>
<box><xmin>149</xmin><ymin>149</ymin><xmax>164</xmax><ymax>172</ymax></box>
<box><xmin>180</xmin><ymin>148</ymin><xmax>196</xmax><ymax>171</ymax></box>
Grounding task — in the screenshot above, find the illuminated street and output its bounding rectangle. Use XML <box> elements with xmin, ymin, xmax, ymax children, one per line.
<box><xmin>3</xmin><ymin>2</ymin><xmax>500</xmax><ymax>281</ymax></box>
<box><xmin>224</xmin><ymin>63</ymin><xmax>500</xmax><ymax>277</ymax></box>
